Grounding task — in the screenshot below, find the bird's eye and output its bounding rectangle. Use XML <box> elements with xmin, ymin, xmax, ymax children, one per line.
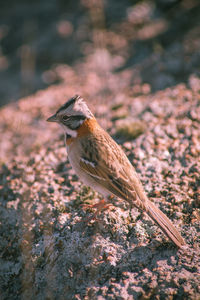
<box><xmin>62</xmin><ymin>115</ymin><xmax>68</xmax><ymax>121</ymax></box>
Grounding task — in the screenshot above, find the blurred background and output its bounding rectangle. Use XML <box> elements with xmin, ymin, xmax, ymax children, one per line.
<box><xmin>0</xmin><ymin>0</ymin><xmax>200</xmax><ymax>107</ymax></box>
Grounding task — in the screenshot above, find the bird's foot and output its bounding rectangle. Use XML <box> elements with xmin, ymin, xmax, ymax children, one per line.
<box><xmin>81</xmin><ymin>199</ymin><xmax>112</xmax><ymax>223</ymax></box>
<box><xmin>81</xmin><ymin>199</ymin><xmax>111</xmax><ymax>210</ymax></box>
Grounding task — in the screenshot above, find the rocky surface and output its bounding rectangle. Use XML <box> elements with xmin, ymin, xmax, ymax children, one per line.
<box><xmin>0</xmin><ymin>58</ymin><xmax>200</xmax><ymax>299</ymax></box>
<box><xmin>0</xmin><ymin>0</ymin><xmax>200</xmax><ymax>299</ymax></box>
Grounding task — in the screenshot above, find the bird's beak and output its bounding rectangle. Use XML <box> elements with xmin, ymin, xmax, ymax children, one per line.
<box><xmin>46</xmin><ymin>114</ymin><xmax>58</xmax><ymax>122</ymax></box>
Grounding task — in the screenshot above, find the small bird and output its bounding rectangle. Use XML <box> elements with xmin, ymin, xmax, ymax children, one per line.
<box><xmin>47</xmin><ymin>95</ymin><xmax>185</xmax><ymax>248</ymax></box>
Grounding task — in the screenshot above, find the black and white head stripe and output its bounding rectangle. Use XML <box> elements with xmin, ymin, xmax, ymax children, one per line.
<box><xmin>56</xmin><ymin>95</ymin><xmax>94</xmax><ymax>119</ymax></box>
<box><xmin>56</xmin><ymin>95</ymin><xmax>81</xmax><ymax>114</ymax></box>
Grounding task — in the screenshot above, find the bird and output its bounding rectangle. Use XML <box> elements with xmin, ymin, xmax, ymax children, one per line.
<box><xmin>47</xmin><ymin>95</ymin><xmax>185</xmax><ymax>248</ymax></box>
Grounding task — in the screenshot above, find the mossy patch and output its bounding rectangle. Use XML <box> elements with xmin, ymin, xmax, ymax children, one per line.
<box><xmin>111</xmin><ymin>103</ymin><xmax>124</xmax><ymax>111</ymax></box>
<box><xmin>115</xmin><ymin>119</ymin><xmax>146</xmax><ymax>141</ymax></box>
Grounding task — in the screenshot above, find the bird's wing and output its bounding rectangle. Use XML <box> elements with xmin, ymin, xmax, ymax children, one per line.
<box><xmin>79</xmin><ymin>131</ymin><xmax>144</xmax><ymax>205</ymax></box>
<box><xmin>80</xmin><ymin>156</ymin><xmax>136</xmax><ymax>200</ymax></box>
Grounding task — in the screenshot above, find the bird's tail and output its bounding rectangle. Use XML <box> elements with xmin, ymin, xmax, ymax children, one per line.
<box><xmin>146</xmin><ymin>200</ymin><xmax>185</xmax><ymax>248</ymax></box>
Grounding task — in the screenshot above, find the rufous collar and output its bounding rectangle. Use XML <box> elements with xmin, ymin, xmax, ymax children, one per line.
<box><xmin>66</xmin><ymin>118</ymin><xmax>98</xmax><ymax>145</ymax></box>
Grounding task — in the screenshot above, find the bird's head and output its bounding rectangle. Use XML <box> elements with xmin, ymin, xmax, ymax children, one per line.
<box><xmin>47</xmin><ymin>95</ymin><xmax>94</xmax><ymax>137</ymax></box>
